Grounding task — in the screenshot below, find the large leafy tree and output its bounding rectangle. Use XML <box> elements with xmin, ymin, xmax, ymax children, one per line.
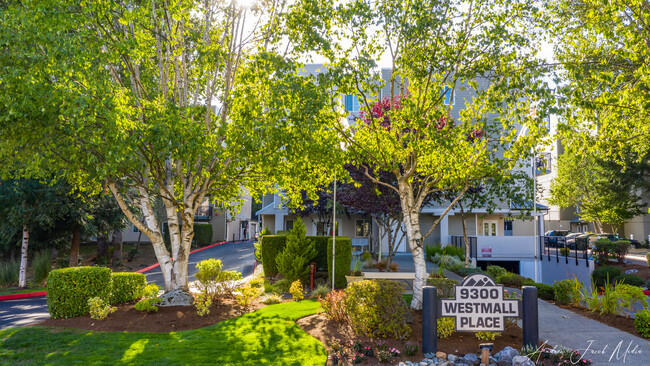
<box><xmin>551</xmin><ymin>0</ymin><xmax>650</xmax><ymax>178</ymax></box>
<box><xmin>287</xmin><ymin>0</ymin><xmax>549</xmax><ymax>309</ymax></box>
<box><xmin>0</xmin><ymin>0</ymin><xmax>340</xmax><ymax>292</ymax></box>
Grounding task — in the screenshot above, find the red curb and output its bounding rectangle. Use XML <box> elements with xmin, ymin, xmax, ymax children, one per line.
<box><xmin>0</xmin><ymin>291</ymin><xmax>47</xmax><ymax>301</ymax></box>
<box><xmin>644</xmin><ymin>290</ymin><xmax>650</xmax><ymax>296</ymax></box>
<box><xmin>0</xmin><ymin>240</ymin><xmax>236</xmax><ymax>301</ymax></box>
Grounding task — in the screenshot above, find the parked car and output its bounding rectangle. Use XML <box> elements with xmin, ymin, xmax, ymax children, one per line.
<box><xmin>564</xmin><ymin>233</ymin><xmax>583</xmax><ymax>249</ymax></box>
<box><xmin>578</xmin><ymin>233</ymin><xmax>640</xmax><ymax>251</ymax></box>
<box><xmin>544</xmin><ymin>230</ymin><xmax>573</xmax><ymax>247</ymax></box>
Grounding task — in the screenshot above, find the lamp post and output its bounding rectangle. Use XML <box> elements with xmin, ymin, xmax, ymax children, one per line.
<box><xmin>332</xmin><ymin>173</ymin><xmax>337</xmax><ymax>290</ymax></box>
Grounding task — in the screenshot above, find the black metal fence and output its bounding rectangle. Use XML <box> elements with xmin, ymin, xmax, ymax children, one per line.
<box><xmin>541</xmin><ymin>236</ymin><xmax>590</xmax><ymax>266</ymax></box>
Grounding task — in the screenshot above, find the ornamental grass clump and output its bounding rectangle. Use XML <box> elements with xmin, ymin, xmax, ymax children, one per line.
<box><xmin>344</xmin><ymin>280</ymin><xmax>411</xmax><ymax>339</ymax></box>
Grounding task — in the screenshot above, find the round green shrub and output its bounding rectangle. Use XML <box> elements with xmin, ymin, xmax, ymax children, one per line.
<box><xmin>553</xmin><ymin>278</ymin><xmax>583</xmax><ymax>305</ymax></box>
<box><xmin>110</xmin><ymin>272</ymin><xmax>147</xmax><ymax>304</ymax></box>
<box><xmin>344</xmin><ymin>280</ymin><xmax>411</xmax><ymax>339</ymax></box>
<box><xmin>531</xmin><ymin>282</ymin><xmax>554</xmax><ymax>300</ymax></box>
<box><xmin>486</xmin><ymin>265</ymin><xmax>507</xmax><ymax>279</ymax></box>
<box><xmin>634</xmin><ymin>310</ymin><xmax>650</xmax><ymax>338</ymax></box>
<box><xmin>47</xmin><ymin>266</ymin><xmax>112</xmax><ymax>318</ymax></box>
<box><xmin>592</xmin><ymin>266</ymin><xmax>621</xmax><ymax>288</ymax></box>
<box><xmin>327</xmin><ymin>237</ymin><xmax>352</xmax><ymax>288</ymax></box>
<box><xmin>613</xmin><ymin>273</ymin><xmax>645</xmax><ymax>287</ymax></box>
<box><xmin>496</xmin><ymin>272</ymin><xmax>526</xmax><ymax>288</ymax></box>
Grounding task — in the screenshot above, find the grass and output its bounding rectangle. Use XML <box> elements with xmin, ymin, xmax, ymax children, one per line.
<box><xmin>0</xmin><ymin>287</ymin><xmax>46</xmax><ymax>296</ymax></box>
<box><xmin>0</xmin><ymin>300</ymin><xmax>326</xmax><ymax>365</ymax></box>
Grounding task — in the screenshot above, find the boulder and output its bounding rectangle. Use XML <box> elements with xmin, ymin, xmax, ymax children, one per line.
<box><xmin>494</xmin><ymin>346</ymin><xmax>519</xmax><ymax>366</ymax></box>
<box><xmin>157</xmin><ymin>289</ymin><xmax>194</xmax><ymax>306</ymax></box>
<box><xmin>462</xmin><ymin>353</ymin><xmax>480</xmax><ymax>366</ymax></box>
<box><xmin>512</xmin><ymin>356</ymin><xmax>535</xmax><ymax>366</ymax></box>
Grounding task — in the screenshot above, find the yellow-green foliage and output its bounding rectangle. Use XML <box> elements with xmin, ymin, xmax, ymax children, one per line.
<box><xmin>47</xmin><ymin>266</ymin><xmax>112</xmax><ymax>318</ymax></box>
<box><xmin>248</xmin><ymin>276</ymin><xmax>265</xmax><ymax>289</ymax></box>
<box><xmin>553</xmin><ymin>277</ymin><xmax>583</xmax><ymax>305</ymax></box>
<box><xmin>88</xmin><ymin>297</ymin><xmax>116</xmax><ymax>320</ymax></box>
<box><xmin>237</xmin><ymin>284</ymin><xmax>263</xmax><ymax>306</ymax></box>
<box><xmin>290</xmin><ymin>280</ymin><xmax>304</xmax><ymax>301</ymax></box>
<box><xmin>634</xmin><ymin>310</ymin><xmax>650</xmax><ymax>338</ymax></box>
<box><xmin>110</xmin><ymin>272</ymin><xmax>146</xmax><ymax>304</ymax></box>
<box><xmin>260</xmin><ymin>293</ymin><xmax>283</xmax><ymax>304</ymax></box>
<box><xmin>140</xmin><ymin>284</ymin><xmax>160</xmax><ymax>299</ymax></box>
<box><xmin>475</xmin><ymin>331</ymin><xmax>501</xmax><ymax>341</ymax></box>
<box><xmin>437</xmin><ymin>317</ymin><xmax>455</xmax><ymax>339</ymax></box>
<box><xmin>344</xmin><ymin>280</ymin><xmax>411</xmax><ymax>340</ymax></box>
<box><xmin>135</xmin><ymin>298</ymin><xmax>161</xmax><ymax>312</ymax></box>
<box><xmin>195</xmin><ymin>259</ymin><xmax>243</xmax><ymax>300</ymax></box>
<box><xmin>195</xmin><ymin>293</ymin><xmax>212</xmax><ymax>316</ymax></box>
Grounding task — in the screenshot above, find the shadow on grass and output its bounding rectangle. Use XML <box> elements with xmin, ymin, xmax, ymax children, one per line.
<box><xmin>0</xmin><ymin>300</ymin><xmax>326</xmax><ymax>365</ymax></box>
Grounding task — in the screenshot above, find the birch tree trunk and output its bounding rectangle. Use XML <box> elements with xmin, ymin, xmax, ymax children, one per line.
<box><xmin>19</xmin><ymin>226</ymin><xmax>29</xmax><ymax>288</ymax></box>
<box><xmin>398</xmin><ymin>181</ymin><xmax>427</xmax><ymax>310</ymax></box>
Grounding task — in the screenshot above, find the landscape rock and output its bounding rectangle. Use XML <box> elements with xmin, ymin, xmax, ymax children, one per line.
<box><xmin>436</xmin><ymin>351</ymin><xmax>447</xmax><ymax>360</ymax></box>
<box><xmin>494</xmin><ymin>346</ymin><xmax>519</xmax><ymax>365</ymax></box>
<box><xmin>512</xmin><ymin>355</ymin><xmax>535</xmax><ymax>366</ymax></box>
<box><xmin>462</xmin><ymin>353</ymin><xmax>480</xmax><ymax>365</ymax></box>
<box><xmin>448</xmin><ymin>354</ymin><xmax>459</xmax><ymax>362</ymax></box>
<box><xmin>157</xmin><ymin>289</ymin><xmax>194</xmax><ymax>306</ymax></box>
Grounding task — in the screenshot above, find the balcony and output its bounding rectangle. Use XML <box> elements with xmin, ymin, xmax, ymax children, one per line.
<box><xmin>195</xmin><ymin>205</ymin><xmax>213</xmax><ymax>221</ymax></box>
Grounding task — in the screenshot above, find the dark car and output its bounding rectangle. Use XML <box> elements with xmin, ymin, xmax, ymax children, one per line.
<box><xmin>587</xmin><ymin>233</ymin><xmax>639</xmax><ymax>248</ymax></box>
<box><xmin>544</xmin><ymin>230</ymin><xmax>572</xmax><ymax>247</ymax></box>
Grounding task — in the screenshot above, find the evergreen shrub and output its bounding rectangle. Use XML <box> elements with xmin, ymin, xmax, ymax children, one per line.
<box><xmin>47</xmin><ymin>266</ymin><xmax>111</xmax><ymax>318</ymax></box>
<box><xmin>327</xmin><ymin>237</ymin><xmax>352</xmax><ymax>288</ymax></box>
<box><xmin>277</xmin><ymin>218</ymin><xmax>316</xmax><ymax>282</ymax></box>
<box><xmin>260</xmin><ymin>235</ymin><xmax>287</xmax><ymax>276</ymax></box>
<box><xmin>110</xmin><ymin>272</ymin><xmax>147</xmax><ymax>304</ymax></box>
<box><xmin>194</xmin><ymin>224</ymin><xmax>213</xmax><ymax>247</ymax></box>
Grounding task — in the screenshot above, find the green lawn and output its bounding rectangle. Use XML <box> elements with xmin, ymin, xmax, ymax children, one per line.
<box><xmin>0</xmin><ymin>300</ymin><xmax>326</xmax><ymax>365</ymax></box>
<box><xmin>0</xmin><ymin>287</ymin><xmax>46</xmax><ymax>296</ymax></box>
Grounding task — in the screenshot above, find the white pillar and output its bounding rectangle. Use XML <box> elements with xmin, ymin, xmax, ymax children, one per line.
<box><xmin>440</xmin><ymin>214</ymin><xmax>450</xmax><ymax>245</ymax></box>
<box><xmin>274</xmin><ymin>214</ymin><xmax>284</xmax><ymax>234</ymax></box>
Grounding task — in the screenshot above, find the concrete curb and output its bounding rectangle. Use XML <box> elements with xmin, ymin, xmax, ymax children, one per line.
<box><xmin>0</xmin><ymin>240</ymin><xmax>233</xmax><ymax>302</ymax></box>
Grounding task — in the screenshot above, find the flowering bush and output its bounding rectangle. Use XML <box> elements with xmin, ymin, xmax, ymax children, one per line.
<box><xmin>377</xmin><ymin>349</ymin><xmax>393</xmax><ymax>362</ymax></box>
<box><xmin>403</xmin><ymin>341</ymin><xmax>418</xmax><ymax>356</ymax></box>
<box><xmin>318</xmin><ymin>290</ymin><xmax>348</xmax><ymax>322</ymax></box>
<box><xmin>362</xmin><ymin>346</ymin><xmax>374</xmax><ymax>357</ymax></box>
<box><xmin>351</xmin><ymin>353</ymin><xmax>364</xmax><ymax>363</ymax></box>
<box><xmin>351</xmin><ymin>340</ymin><xmax>363</xmax><ymax>353</ymax></box>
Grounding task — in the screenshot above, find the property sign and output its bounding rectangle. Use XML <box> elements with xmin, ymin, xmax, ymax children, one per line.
<box><xmin>480</xmin><ymin>247</ymin><xmax>492</xmax><ymax>258</ymax></box>
<box><xmin>439</xmin><ymin>274</ymin><xmax>519</xmax><ymax>332</ymax></box>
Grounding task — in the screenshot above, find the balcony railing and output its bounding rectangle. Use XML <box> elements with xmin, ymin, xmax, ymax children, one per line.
<box><xmin>195</xmin><ymin>206</ymin><xmax>213</xmax><ymax>221</ymax></box>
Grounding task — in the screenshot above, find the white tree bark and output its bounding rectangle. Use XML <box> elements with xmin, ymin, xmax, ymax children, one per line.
<box><xmin>19</xmin><ymin>226</ymin><xmax>29</xmax><ymax>288</ymax></box>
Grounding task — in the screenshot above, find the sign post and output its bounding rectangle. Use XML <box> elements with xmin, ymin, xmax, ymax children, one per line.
<box><xmin>422</xmin><ymin>274</ymin><xmax>539</xmax><ymax>353</ymax></box>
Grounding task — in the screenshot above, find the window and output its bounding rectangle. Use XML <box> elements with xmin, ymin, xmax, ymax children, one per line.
<box><xmin>286</xmin><ymin>219</ymin><xmax>294</xmax><ymax>231</ymax></box>
<box><xmin>195</xmin><ymin>198</ymin><xmax>213</xmax><ymax>220</ymax></box>
<box><xmin>316</xmin><ymin>221</ymin><xmax>339</xmax><ymax>236</ymax></box>
<box><xmin>483</xmin><ymin>220</ymin><xmax>497</xmax><ymax>236</ymax></box>
<box><xmin>132</xmin><ymin>225</ymin><xmax>140</xmax><ymax>233</ymax></box>
<box><xmin>441</xmin><ymin>86</ymin><xmax>454</xmax><ymax>105</ymax></box>
<box><xmin>343</xmin><ymin>94</ymin><xmax>360</xmax><ymax>112</ymax></box>
<box><xmin>355</xmin><ymin>219</ymin><xmax>370</xmax><ymax>237</ymax></box>
<box><xmin>504</xmin><ymin>221</ymin><xmax>513</xmax><ymax>236</ymax></box>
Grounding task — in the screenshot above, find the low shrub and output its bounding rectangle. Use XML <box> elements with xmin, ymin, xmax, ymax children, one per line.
<box><xmin>236</xmin><ymin>284</ymin><xmax>262</xmax><ymax>306</ymax></box>
<box><xmin>453</xmin><ymin>266</ymin><xmax>484</xmax><ymax>277</ymax></box>
<box><xmin>361</xmin><ymin>251</ymin><xmax>372</xmax><ymax>261</ymax></box>
<box><xmin>616</xmin><ymin>284</ymin><xmax>649</xmax><ymax>317</ymax></box>
<box><xmin>486</xmin><ymin>265</ymin><xmax>507</xmax><ymax>279</ymax></box>
<box><xmin>592</xmin><ymin>266</ymin><xmax>621</xmax><ymax>288</ymax></box>
<box><xmin>476</xmin><ymin>331</ymin><xmax>501</xmax><ymax>341</ymax></box>
<box><xmin>194</xmin><ymin>293</ymin><xmax>212</xmax><ymax>316</ymax></box>
<box><xmin>593</xmin><ymin>239</ymin><xmax>616</xmax><ymax>264</ymax></box>
<box><xmin>310</xmin><ymin>283</ymin><xmax>330</xmax><ymax>299</ymax></box>
<box><xmin>437</xmin><ymin>317</ymin><xmax>455</xmax><ymax>338</ymax></box>
<box><xmin>32</xmin><ymin>251</ymin><xmax>52</xmax><ymax>285</ymax></box>
<box><xmin>496</xmin><ymin>272</ymin><xmax>526</xmax><ymax>288</ymax></box>
<box><xmin>110</xmin><ymin>272</ymin><xmax>146</xmax><ymax>304</ymax></box>
<box><xmin>194</xmin><ymin>258</ymin><xmax>242</xmax><ymax>302</ymax></box>
<box><xmin>0</xmin><ymin>259</ymin><xmax>19</xmax><ymax>287</ymax></box>
<box><xmin>425</xmin><ymin>245</ymin><xmax>443</xmax><ymax>262</ymax></box>
<box><xmin>344</xmin><ymin>280</ymin><xmax>411</xmax><ymax>339</ymax></box>
<box><xmin>431</xmin><ymin>254</ymin><xmax>462</xmax><ymax>268</ymax></box>
<box><xmin>531</xmin><ymin>282</ymin><xmax>554</xmax><ymax>300</ymax></box>
<box><xmin>327</xmin><ymin>237</ymin><xmax>352</xmax><ymax>288</ymax></box>
<box><xmin>135</xmin><ymin>298</ymin><xmax>161</xmax><ymax>312</ymax></box>
<box><xmin>260</xmin><ymin>293</ymin><xmax>283</xmax><ymax>305</ymax></box>
<box><xmin>289</xmin><ymin>280</ymin><xmax>304</xmax><ymax>301</ymax></box>
<box><xmin>426</xmin><ymin>277</ymin><xmax>458</xmax><ymax>298</ymax></box>
<box><xmin>553</xmin><ymin>278</ymin><xmax>583</xmax><ymax>305</ymax></box>
<box><xmin>613</xmin><ymin>273</ymin><xmax>645</xmax><ymax>287</ymax></box>
<box><xmin>140</xmin><ymin>284</ymin><xmax>160</xmax><ymax>299</ymax></box>
<box><xmin>47</xmin><ymin>266</ymin><xmax>112</xmax><ymax>319</ymax></box>
<box><xmin>522</xmin><ymin>278</ymin><xmax>536</xmax><ymax>286</ymax></box>
<box><xmin>403</xmin><ymin>341</ymin><xmax>418</xmax><ymax>356</ymax></box>
<box><xmin>634</xmin><ymin>310</ymin><xmax>650</xmax><ymax>338</ymax></box>
<box><xmin>88</xmin><ymin>297</ymin><xmax>116</xmax><ymax>320</ymax></box>
<box><xmin>614</xmin><ymin>240</ymin><xmax>630</xmax><ymax>263</ymax></box>
<box><xmin>273</xmin><ymin>278</ymin><xmax>292</xmax><ymax>293</ymax></box>
<box><xmin>248</xmin><ymin>276</ymin><xmax>265</xmax><ymax>289</ymax></box>
<box><xmin>441</xmin><ymin>245</ymin><xmax>465</xmax><ymax>260</ymax></box>
<box><xmin>318</xmin><ymin>290</ymin><xmax>347</xmax><ymax>322</ymax></box>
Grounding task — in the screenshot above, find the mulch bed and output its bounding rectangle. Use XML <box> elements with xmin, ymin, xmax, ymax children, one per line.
<box><xmin>38</xmin><ymin>298</ymin><xmax>267</xmax><ymax>333</ymax></box>
<box><xmin>297</xmin><ymin>310</ymin><xmax>527</xmax><ymax>365</ymax></box>
<box><xmin>548</xmin><ymin>301</ymin><xmax>647</xmax><ymax>339</ymax></box>
<box><xmin>603</xmin><ymin>262</ymin><xmax>650</xmax><ymax>282</ymax></box>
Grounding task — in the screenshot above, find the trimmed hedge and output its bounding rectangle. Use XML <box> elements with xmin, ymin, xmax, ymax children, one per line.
<box><xmin>530</xmin><ymin>282</ymin><xmax>554</xmax><ymax>300</ymax></box>
<box><xmin>194</xmin><ymin>224</ymin><xmax>213</xmax><ymax>247</ymax></box>
<box><xmin>110</xmin><ymin>272</ymin><xmax>147</xmax><ymax>305</ymax></box>
<box><xmin>311</xmin><ymin>236</ymin><xmax>329</xmax><ymax>270</ymax></box>
<box><xmin>613</xmin><ymin>273</ymin><xmax>645</xmax><ymax>287</ymax></box>
<box><xmin>327</xmin><ymin>237</ymin><xmax>352</xmax><ymax>288</ymax></box>
<box><xmin>261</xmin><ymin>235</ymin><xmax>287</xmax><ymax>276</ymax></box>
<box><xmin>592</xmin><ymin>265</ymin><xmax>621</xmax><ymax>288</ymax></box>
<box><xmin>47</xmin><ymin>266</ymin><xmax>112</xmax><ymax>319</ymax></box>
